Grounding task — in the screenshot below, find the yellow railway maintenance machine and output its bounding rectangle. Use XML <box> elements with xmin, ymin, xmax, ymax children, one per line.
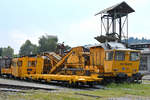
<box><xmin>51</xmin><ymin>43</ymin><xmax>141</xmax><ymax>83</ymax></box>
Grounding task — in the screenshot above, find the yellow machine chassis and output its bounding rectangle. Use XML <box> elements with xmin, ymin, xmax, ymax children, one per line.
<box><xmin>24</xmin><ymin>74</ymin><xmax>102</xmax><ymax>84</ymax></box>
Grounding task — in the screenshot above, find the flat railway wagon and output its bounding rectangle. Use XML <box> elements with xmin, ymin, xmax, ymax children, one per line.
<box><xmin>0</xmin><ymin>54</ymin><xmax>102</xmax><ymax>87</ymax></box>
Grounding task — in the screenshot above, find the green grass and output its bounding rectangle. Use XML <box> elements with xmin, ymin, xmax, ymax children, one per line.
<box><xmin>0</xmin><ymin>82</ymin><xmax>150</xmax><ymax>100</ymax></box>
<box><xmin>78</xmin><ymin>83</ymin><xmax>150</xmax><ymax>98</ymax></box>
<box><xmin>0</xmin><ymin>91</ymin><xmax>92</xmax><ymax>100</ymax></box>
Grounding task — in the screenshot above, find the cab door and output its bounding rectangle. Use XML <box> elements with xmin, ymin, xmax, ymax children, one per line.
<box><xmin>11</xmin><ymin>59</ymin><xmax>19</xmax><ymax>77</ymax></box>
<box><xmin>104</xmin><ymin>51</ymin><xmax>114</xmax><ymax>73</ymax></box>
<box><xmin>17</xmin><ymin>58</ymin><xmax>23</xmax><ymax>77</ymax></box>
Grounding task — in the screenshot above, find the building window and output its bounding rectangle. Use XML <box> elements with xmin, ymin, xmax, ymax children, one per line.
<box><xmin>144</xmin><ymin>45</ymin><xmax>148</xmax><ymax>48</ymax></box>
<box><xmin>140</xmin><ymin>56</ymin><xmax>147</xmax><ymax>70</ymax></box>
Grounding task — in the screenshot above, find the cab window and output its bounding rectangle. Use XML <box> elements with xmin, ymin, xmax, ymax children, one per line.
<box><xmin>17</xmin><ymin>61</ymin><xmax>22</xmax><ymax>67</ymax></box>
<box><xmin>28</xmin><ymin>61</ymin><xmax>36</xmax><ymax>67</ymax></box>
<box><xmin>115</xmin><ymin>51</ymin><xmax>125</xmax><ymax>61</ymax></box>
<box><xmin>105</xmin><ymin>51</ymin><xmax>113</xmax><ymax>61</ymax></box>
<box><xmin>12</xmin><ymin>61</ymin><xmax>17</xmax><ymax>67</ymax></box>
<box><xmin>130</xmin><ymin>52</ymin><xmax>140</xmax><ymax>61</ymax></box>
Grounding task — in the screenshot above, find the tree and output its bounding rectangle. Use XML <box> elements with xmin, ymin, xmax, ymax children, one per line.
<box><xmin>124</xmin><ymin>37</ymin><xmax>150</xmax><ymax>44</ymax></box>
<box><xmin>0</xmin><ymin>48</ymin><xmax>2</xmax><ymax>56</ymax></box>
<box><xmin>38</xmin><ymin>35</ymin><xmax>58</xmax><ymax>53</ymax></box>
<box><xmin>64</xmin><ymin>45</ymin><xmax>71</xmax><ymax>51</ymax></box>
<box><xmin>19</xmin><ymin>40</ymin><xmax>38</xmax><ymax>56</ymax></box>
<box><xmin>2</xmin><ymin>46</ymin><xmax>14</xmax><ymax>57</ymax></box>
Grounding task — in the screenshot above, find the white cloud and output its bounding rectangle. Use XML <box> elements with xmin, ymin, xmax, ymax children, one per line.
<box><xmin>126</xmin><ymin>0</ymin><xmax>149</xmax><ymax>6</ymax></box>
<box><xmin>66</xmin><ymin>0</ymin><xmax>150</xmax><ymax>46</ymax></box>
<box><xmin>7</xmin><ymin>0</ymin><xmax>150</xmax><ymax>54</ymax></box>
<box><xmin>10</xmin><ymin>29</ymin><xmax>47</xmax><ymax>54</ymax></box>
<box><xmin>66</xmin><ymin>16</ymin><xmax>100</xmax><ymax>46</ymax></box>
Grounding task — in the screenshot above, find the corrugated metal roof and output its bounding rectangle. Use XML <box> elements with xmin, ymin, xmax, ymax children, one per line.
<box><xmin>95</xmin><ymin>1</ymin><xmax>135</xmax><ymax>17</ymax></box>
<box><xmin>90</xmin><ymin>42</ymin><xmax>128</xmax><ymax>50</ymax></box>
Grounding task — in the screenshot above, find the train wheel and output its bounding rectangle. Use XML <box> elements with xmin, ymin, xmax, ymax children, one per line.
<box><xmin>70</xmin><ymin>82</ymin><xmax>76</xmax><ymax>88</ymax></box>
<box><xmin>126</xmin><ymin>77</ymin><xmax>134</xmax><ymax>83</ymax></box>
<box><xmin>74</xmin><ymin>82</ymin><xmax>79</xmax><ymax>88</ymax></box>
<box><xmin>88</xmin><ymin>82</ymin><xmax>94</xmax><ymax>88</ymax></box>
<box><xmin>104</xmin><ymin>78</ymin><xmax>116</xmax><ymax>84</ymax></box>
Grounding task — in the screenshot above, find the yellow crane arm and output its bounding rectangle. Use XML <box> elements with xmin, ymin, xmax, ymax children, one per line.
<box><xmin>43</xmin><ymin>52</ymin><xmax>61</xmax><ymax>63</ymax></box>
<box><xmin>49</xmin><ymin>50</ymin><xmax>73</xmax><ymax>74</ymax></box>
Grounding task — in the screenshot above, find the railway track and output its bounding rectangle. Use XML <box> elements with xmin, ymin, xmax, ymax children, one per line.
<box><xmin>0</xmin><ymin>77</ymin><xmax>104</xmax><ymax>92</ymax></box>
<box><xmin>0</xmin><ymin>75</ymin><xmax>149</xmax><ymax>91</ymax></box>
<box><xmin>0</xmin><ymin>77</ymin><xmax>60</xmax><ymax>91</ymax></box>
<box><xmin>0</xmin><ymin>83</ymin><xmax>55</xmax><ymax>91</ymax></box>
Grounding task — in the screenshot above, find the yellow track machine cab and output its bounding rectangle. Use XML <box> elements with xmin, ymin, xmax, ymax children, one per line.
<box><xmin>104</xmin><ymin>50</ymin><xmax>140</xmax><ymax>77</ymax></box>
<box><xmin>93</xmin><ymin>42</ymin><xmax>142</xmax><ymax>83</ymax></box>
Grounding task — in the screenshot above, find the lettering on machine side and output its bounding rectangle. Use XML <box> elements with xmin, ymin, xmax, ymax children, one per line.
<box><xmin>120</xmin><ymin>63</ymin><xmax>132</xmax><ymax>66</ymax></box>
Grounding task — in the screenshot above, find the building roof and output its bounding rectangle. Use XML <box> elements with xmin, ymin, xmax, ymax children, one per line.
<box><xmin>95</xmin><ymin>1</ymin><xmax>135</xmax><ymax>18</ymax></box>
<box><xmin>141</xmin><ymin>50</ymin><xmax>150</xmax><ymax>55</ymax></box>
<box><xmin>130</xmin><ymin>42</ymin><xmax>150</xmax><ymax>46</ymax></box>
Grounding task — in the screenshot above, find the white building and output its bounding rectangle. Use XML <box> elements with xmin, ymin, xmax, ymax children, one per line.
<box><xmin>129</xmin><ymin>43</ymin><xmax>150</xmax><ymax>73</ymax></box>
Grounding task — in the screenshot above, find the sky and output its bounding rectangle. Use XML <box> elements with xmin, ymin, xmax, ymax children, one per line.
<box><xmin>0</xmin><ymin>0</ymin><xmax>149</xmax><ymax>54</ymax></box>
